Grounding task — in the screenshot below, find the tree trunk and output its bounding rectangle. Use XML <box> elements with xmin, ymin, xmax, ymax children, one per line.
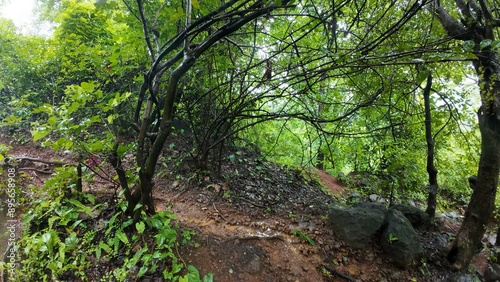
<box><xmin>496</xmin><ymin>220</ymin><xmax>500</xmax><ymax>246</ymax></box>
<box><xmin>431</xmin><ymin>0</ymin><xmax>500</xmax><ymax>269</ymax></box>
<box><xmin>316</xmin><ymin>149</ymin><xmax>324</xmax><ymax>170</ymax></box>
<box><xmin>448</xmin><ymin>108</ymin><xmax>500</xmax><ymax>269</ymax></box>
<box><xmin>422</xmin><ymin>71</ymin><xmax>439</xmax><ymax>221</ymax></box>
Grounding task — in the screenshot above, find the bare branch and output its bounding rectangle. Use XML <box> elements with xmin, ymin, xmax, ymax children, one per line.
<box><xmin>136</xmin><ymin>0</ymin><xmax>156</xmax><ymax>59</ymax></box>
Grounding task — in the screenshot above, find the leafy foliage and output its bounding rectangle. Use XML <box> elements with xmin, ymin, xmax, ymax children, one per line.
<box><xmin>5</xmin><ymin>185</ymin><xmax>210</xmax><ymax>281</ymax></box>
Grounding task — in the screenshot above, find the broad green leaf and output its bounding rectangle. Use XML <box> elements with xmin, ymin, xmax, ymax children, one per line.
<box><xmin>32</xmin><ymin>129</ymin><xmax>51</xmax><ymax>141</ymax></box>
<box><xmin>68</xmin><ymin>101</ymin><xmax>81</xmax><ymax>113</ymax></box>
<box><xmin>138</xmin><ymin>266</ymin><xmax>148</xmax><ymax>278</ymax></box>
<box><xmin>480</xmin><ymin>39</ymin><xmax>492</xmax><ymax>50</ymax></box>
<box><xmin>33</xmin><ymin>104</ymin><xmax>53</xmax><ymax>115</ymax></box>
<box><xmin>65</xmin><ymin>236</ymin><xmax>79</xmax><ymax>247</ymax></box>
<box><xmin>416</xmin><ymin>70</ymin><xmax>429</xmax><ymax>85</ymax></box>
<box><xmin>151</xmin><ymin>218</ymin><xmax>163</xmax><ymax>229</ymax></box>
<box><xmin>42</xmin><ymin>232</ymin><xmax>52</xmax><ymax>244</ymax></box>
<box><xmin>107</xmin><ymin>114</ymin><xmax>115</xmax><ymax>124</ymax></box>
<box><xmin>47</xmin><ymin>115</ymin><xmax>58</xmax><ymax>126</ymax></box>
<box><xmin>136</xmin><ymin>221</ymin><xmax>146</xmax><ymax>234</ymax></box>
<box><xmin>462</xmin><ymin>40</ymin><xmax>475</xmax><ymax>52</ymax></box>
<box><xmin>192</xmin><ymin>0</ymin><xmax>200</xmax><ymax>9</ymax></box>
<box><xmin>81</xmin><ymin>81</ymin><xmax>95</xmax><ymax>92</ymax></box>
<box><xmin>203</xmin><ymin>273</ymin><xmax>214</xmax><ymax>282</ymax></box>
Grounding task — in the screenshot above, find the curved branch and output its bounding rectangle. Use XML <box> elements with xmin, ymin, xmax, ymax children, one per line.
<box><xmin>430</xmin><ymin>0</ymin><xmax>470</xmax><ymax>40</ymax></box>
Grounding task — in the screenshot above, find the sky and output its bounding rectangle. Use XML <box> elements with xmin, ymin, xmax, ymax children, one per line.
<box><xmin>1</xmin><ymin>0</ymin><xmax>36</xmax><ymax>28</ymax></box>
<box><xmin>0</xmin><ymin>0</ymin><xmax>53</xmax><ymax>35</ymax></box>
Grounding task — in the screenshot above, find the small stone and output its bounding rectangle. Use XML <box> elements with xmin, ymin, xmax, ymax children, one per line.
<box><xmin>245</xmin><ymin>254</ymin><xmax>262</xmax><ymax>274</ymax></box>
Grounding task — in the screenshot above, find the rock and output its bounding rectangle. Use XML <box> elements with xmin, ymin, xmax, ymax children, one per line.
<box><xmin>380</xmin><ymin>209</ymin><xmax>424</xmax><ymax>268</ymax></box>
<box><xmin>245</xmin><ymin>254</ymin><xmax>262</xmax><ymax>274</ymax></box>
<box><xmin>391</xmin><ymin>204</ymin><xmax>430</xmax><ymax>229</ymax></box>
<box><xmin>485</xmin><ymin>263</ymin><xmax>500</xmax><ymax>282</ymax></box>
<box><xmin>368</xmin><ymin>194</ymin><xmax>386</xmax><ymax>203</ymax></box>
<box><xmin>447</xmin><ymin>273</ymin><xmax>481</xmax><ymax>282</ymax></box>
<box><xmin>369</xmin><ymin>194</ymin><xmax>379</xmax><ymax>202</ymax></box>
<box><xmin>354</xmin><ymin>202</ymin><xmax>388</xmax><ymax>214</ymax></box>
<box><xmin>440</xmin><ymin>211</ymin><xmax>462</xmax><ymax>220</ymax></box>
<box><xmin>328</xmin><ymin>203</ymin><xmax>386</xmax><ymax>248</ymax></box>
<box><xmin>348</xmin><ymin>192</ymin><xmax>361</xmax><ymax>199</ymax></box>
<box><xmin>406</xmin><ymin>199</ymin><xmax>416</xmax><ymax>207</ymax></box>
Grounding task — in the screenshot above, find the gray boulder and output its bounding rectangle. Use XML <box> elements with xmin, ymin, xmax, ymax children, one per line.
<box><xmin>354</xmin><ymin>202</ymin><xmax>388</xmax><ymax>214</ymax></box>
<box><xmin>485</xmin><ymin>263</ymin><xmax>500</xmax><ymax>282</ymax></box>
<box><xmin>447</xmin><ymin>273</ymin><xmax>481</xmax><ymax>282</ymax></box>
<box><xmin>380</xmin><ymin>209</ymin><xmax>425</xmax><ymax>268</ymax></box>
<box><xmin>328</xmin><ymin>203</ymin><xmax>386</xmax><ymax>248</ymax></box>
<box><xmin>391</xmin><ymin>204</ymin><xmax>430</xmax><ymax>229</ymax></box>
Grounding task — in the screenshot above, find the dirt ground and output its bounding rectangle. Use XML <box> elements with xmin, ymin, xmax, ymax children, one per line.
<box><xmin>0</xmin><ymin>135</ymin><xmax>494</xmax><ymax>281</ymax></box>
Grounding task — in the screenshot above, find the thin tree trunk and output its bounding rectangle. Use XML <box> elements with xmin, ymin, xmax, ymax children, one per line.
<box><xmin>496</xmin><ymin>221</ymin><xmax>500</xmax><ymax>246</ymax></box>
<box><xmin>448</xmin><ymin>108</ymin><xmax>500</xmax><ymax>269</ymax></box>
<box><xmin>422</xmin><ymin>71</ymin><xmax>438</xmax><ymax>221</ymax></box>
<box><xmin>76</xmin><ymin>161</ymin><xmax>83</xmax><ymax>193</ymax></box>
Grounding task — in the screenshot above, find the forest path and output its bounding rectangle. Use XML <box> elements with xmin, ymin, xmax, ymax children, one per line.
<box><xmin>150</xmin><ymin>168</ymin><xmax>394</xmax><ymax>282</ymax></box>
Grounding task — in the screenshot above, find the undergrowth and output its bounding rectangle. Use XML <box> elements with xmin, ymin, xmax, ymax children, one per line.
<box><xmin>0</xmin><ymin>169</ymin><xmax>212</xmax><ymax>282</ymax></box>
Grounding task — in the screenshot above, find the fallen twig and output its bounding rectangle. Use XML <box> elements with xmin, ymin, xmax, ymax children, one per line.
<box><xmin>212</xmin><ymin>202</ymin><xmax>226</xmax><ymax>221</ymax></box>
<box><xmin>221</xmin><ymin>235</ymin><xmax>287</xmax><ymax>243</ymax></box>
<box><xmin>323</xmin><ymin>264</ymin><xmax>356</xmax><ymax>282</ymax></box>
<box><xmin>13</xmin><ymin>156</ymin><xmax>73</xmax><ymax>166</ymax></box>
<box><xmin>239</xmin><ymin>197</ymin><xmax>268</xmax><ymax>209</ymax></box>
<box><xmin>167</xmin><ymin>186</ymin><xmax>190</xmax><ymax>205</ymax></box>
<box><xmin>18</xmin><ymin>167</ymin><xmax>53</xmax><ymax>174</ymax></box>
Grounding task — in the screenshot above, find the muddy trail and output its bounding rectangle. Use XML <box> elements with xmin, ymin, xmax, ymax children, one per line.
<box><xmin>0</xmin><ymin>136</ymin><xmax>491</xmax><ymax>281</ymax></box>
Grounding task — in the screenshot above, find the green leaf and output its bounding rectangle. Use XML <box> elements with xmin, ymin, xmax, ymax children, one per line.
<box><xmin>107</xmin><ymin>114</ymin><xmax>115</xmax><ymax>124</ymax></box>
<box><xmin>462</xmin><ymin>40</ymin><xmax>475</xmax><ymax>52</ymax></box>
<box><xmin>491</xmin><ymin>40</ymin><xmax>500</xmax><ymax>50</ymax></box>
<box><xmin>136</xmin><ymin>221</ymin><xmax>146</xmax><ymax>234</ymax></box>
<box><xmin>187</xmin><ymin>265</ymin><xmax>200</xmax><ymax>277</ymax></box>
<box><xmin>138</xmin><ymin>266</ymin><xmax>149</xmax><ymax>278</ymax></box>
<box><xmin>133</xmin><ymin>203</ymin><xmax>143</xmax><ymax>211</ymax></box>
<box><xmin>65</xmin><ymin>236</ymin><xmax>79</xmax><ymax>248</ymax></box>
<box><xmin>33</xmin><ymin>103</ymin><xmax>53</xmax><ymax>114</ymax></box>
<box><xmin>480</xmin><ymin>39</ymin><xmax>492</xmax><ymax>50</ymax></box>
<box><xmin>192</xmin><ymin>0</ymin><xmax>200</xmax><ymax>9</ymax></box>
<box><xmin>203</xmin><ymin>273</ymin><xmax>214</xmax><ymax>282</ymax></box>
<box><xmin>42</xmin><ymin>232</ymin><xmax>52</xmax><ymax>244</ymax></box>
<box><xmin>151</xmin><ymin>218</ymin><xmax>163</xmax><ymax>229</ymax></box>
<box><xmin>32</xmin><ymin>128</ymin><xmax>51</xmax><ymax>141</ymax></box>
<box><xmin>68</xmin><ymin>101</ymin><xmax>81</xmax><ymax>113</ymax></box>
<box><xmin>99</xmin><ymin>241</ymin><xmax>113</xmax><ymax>254</ymax></box>
<box><xmin>116</xmin><ymin>230</ymin><xmax>129</xmax><ymax>244</ymax></box>
<box><xmin>416</xmin><ymin>70</ymin><xmax>429</xmax><ymax>85</ymax></box>
<box><xmin>117</xmin><ymin>144</ymin><xmax>128</xmax><ymax>157</ymax></box>
<box><xmin>47</xmin><ymin>115</ymin><xmax>58</xmax><ymax>126</ymax></box>
<box><xmin>81</xmin><ymin>81</ymin><xmax>95</xmax><ymax>92</ymax></box>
